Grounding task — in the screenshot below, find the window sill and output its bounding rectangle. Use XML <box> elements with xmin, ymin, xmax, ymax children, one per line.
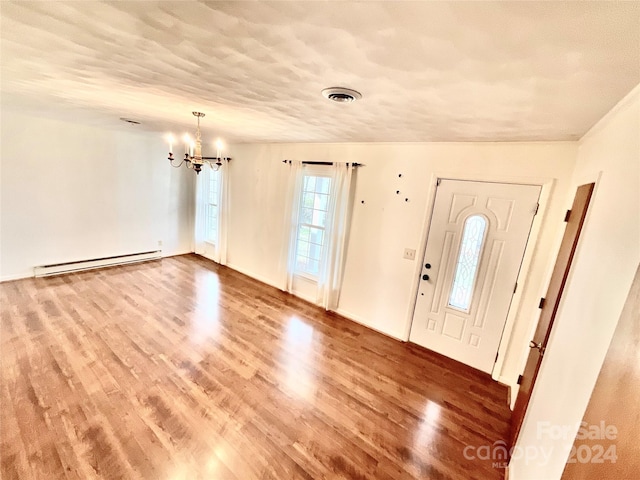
<box><xmin>294</xmin><ymin>272</ymin><xmax>318</xmax><ymax>284</ymax></box>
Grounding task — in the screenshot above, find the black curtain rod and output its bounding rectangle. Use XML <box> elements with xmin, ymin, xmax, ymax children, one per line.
<box><xmin>282</xmin><ymin>160</ymin><xmax>362</xmax><ymax>167</ymax></box>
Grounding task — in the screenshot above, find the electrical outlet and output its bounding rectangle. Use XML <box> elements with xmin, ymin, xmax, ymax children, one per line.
<box><xmin>403</xmin><ymin>248</ymin><xmax>416</xmax><ymax>260</ymax></box>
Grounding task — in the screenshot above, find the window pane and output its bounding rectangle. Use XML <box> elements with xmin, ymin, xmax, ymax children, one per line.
<box><xmin>302</xmin><ymin>192</ymin><xmax>315</xmax><ymax>208</ymax></box>
<box><xmin>294</xmin><ymin>174</ymin><xmax>332</xmax><ymax>277</ymax></box>
<box><xmin>296</xmin><ymin>256</ymin><xmax>309</xmax><ymax>272</ymax></box>
<box><xmin>317</xmin><ymin>177</ymin><xmax>331</xmax><ymax>194</ymax></box>
<box><xmin>309</xmin><ymin>227</ymin><xmax>324</xmax><ymax>246</ymax></box>
<box><xmin>297</xmin><ymin>239</ymin><xmax>310</xmax><ymax>257</ymax></box>
<box><xmin>309</xmin><ymin>242</ymin><xmax>321</xmax><ymax>261</ymax></box>
<box><xmin>208</xmin><ymin>170</ymin><xmax>219</xmax><ymax>205</ymax></box>
<box><xmin>301</xmin><ymin>207</ymin><xmax>313</xmax><ymax>224</ymax></box>
<box><xmin>308</xmin><ymin>259</ymin><xmax>320</xmax><ymax>276</ymax></box>
<box><xmin>304</xmin><ymin>175</ymin><xmax>316</xmax><ymax>192</ymax></box>
<box><xmin>312</xmin><ymin>209</ymin><xmax>327</xmax><ymax>227</ymax></box>
<box><xmin>204</xmin><ymin>168</ymin><xmax>220</xmax><ymax>244</ymax></box>
<box><xmin>448</xmin><ymin>215</ymin><xmax>487</xmax><ymax>311</ymax></box>
<box><xmin>299</xmin><ymin>225</ymin><xmax>310</xmax><ymax>242</ymax></box>
<box><xmin>314</xmin><ymin>193</ymin><xmax>329</xmax><ymax>211</ymax></box>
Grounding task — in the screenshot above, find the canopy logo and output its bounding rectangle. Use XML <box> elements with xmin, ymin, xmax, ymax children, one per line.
<box><xmin>464</xmin><ymin>421</ymin><xmax>618</xmax><ymax>469</ymax></box>
<box><xmin>462</xmin><ymin>440</ymin><xmax>553</xmax><ymax>468</ymax></box>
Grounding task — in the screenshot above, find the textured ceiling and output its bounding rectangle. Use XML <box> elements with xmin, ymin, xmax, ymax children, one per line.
<box><xmin>1</xmin><ymin>1</ymin><xmax>639</xmax><ymax>143</ymax></box>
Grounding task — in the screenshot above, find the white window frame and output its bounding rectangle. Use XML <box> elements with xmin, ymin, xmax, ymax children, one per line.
<box><xmin>204</xmin><ymin>166</ymin><xmax>221</xmax><ymax>246</ymax></box>
<box><xmin>293</xmin><ymin>166</ymin><xmax>333</xmax><ymax>281</ymax></box>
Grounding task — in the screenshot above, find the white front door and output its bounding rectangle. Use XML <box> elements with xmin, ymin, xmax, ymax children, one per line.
<box><xmin>409</xmin><ymin>179</ymin><xmax>541</xmax><ymax>373</ymax></box>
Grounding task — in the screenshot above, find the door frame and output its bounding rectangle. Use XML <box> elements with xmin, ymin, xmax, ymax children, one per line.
<box><xmin>403</xmin><ymin>172</ymin><xmax>556</xmax><ymax>381</ymax></box>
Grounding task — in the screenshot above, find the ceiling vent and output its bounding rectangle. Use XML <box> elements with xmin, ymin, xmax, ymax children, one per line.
<box><xmin>321</xmin><ymin>87</ymin><xmax>362</xmax><ymax>103</ymax></box>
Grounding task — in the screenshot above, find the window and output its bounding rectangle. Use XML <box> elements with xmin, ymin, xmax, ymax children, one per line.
<box><xmin>284</xmin><ymin>161</ymin><xmax>355</xmax><ymax>309</ymax></box>
<box><xmin>448</xmin><ymin>215</ymin><xmax>487</xmax><ymax>311</ymax></box>
<box><xmin>294</xmin><ymin>174</ymin><xmax>332</xmax><ymax>277</ymax></box>
<box><xmin>195</xmin><ymin>163</ymin><xmax>228</xmax><ymax>264</ymax></box>
<box><xmin>205</xmin><ymin>168</ymin><xmax>220</xmax><ymax>244</ymax></box>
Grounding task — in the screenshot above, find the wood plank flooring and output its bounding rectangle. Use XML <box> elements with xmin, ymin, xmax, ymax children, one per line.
<box><xmin>1</xmin><ymin>254</ymin><xmax>510</xmax><ymax>479</ymax></box>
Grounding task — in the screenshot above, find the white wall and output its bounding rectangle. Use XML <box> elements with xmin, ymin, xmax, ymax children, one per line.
<box><xmin>225</xmin><ymin>141</ymin><xmax>577</xmax><ymax>385</ymax></box>
<box><xmin>0</xmin><ymin>110</ymin><xmax>194</xmax><ymax>280</ymax></box>
<box><xmin>510</xmin><ymin>86</ymin><xmax>640</xmax><ymax>479</ymax></box>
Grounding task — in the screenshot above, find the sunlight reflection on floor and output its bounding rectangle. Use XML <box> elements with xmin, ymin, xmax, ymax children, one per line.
<box><xmin>190</xmin><ymin>270</ymin><xmax>221</xmax><ymax>346</ymax></box>
<box><xmin>281</xmin><ymin>316</ymin><xmax>317</xmax><ymax>402</ymax></box>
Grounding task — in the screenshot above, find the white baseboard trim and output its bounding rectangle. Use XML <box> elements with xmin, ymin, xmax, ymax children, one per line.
<box><xmin>504</xmin><ymin>378</ymin><xmax>519</xmax><ymax>410</ymax></box>
<box><xmin>162</xmin><ymin>249</ymin><xmax>193</xmax><ymax>258</ymax></box>
<box><xmin>293</xmin><ymin>290</ymin><xmax>317</xmax><ymax>304</ymax></box>
<box><xmin>224</xmin><ymin>262</ymin><xmax>283</xmax><ymax>291</ymax></box>
<box><xmin>493</xmin><ymin>374</ymin><xmax>518</xmax><ymax>409</ymax></box>
<box><xmin>334</xmin><ymin>307</ymin><xmax>405</xmax><ymax>342</ymax></box>
<box><xmin>0</xmin><ymin>272</ymin><xmax>33</xmax><ymax>283</ymax></box>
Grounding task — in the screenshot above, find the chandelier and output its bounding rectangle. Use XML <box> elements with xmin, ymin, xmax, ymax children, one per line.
<box><xmin>167</xmin><ymin>112</ymin><xmax>230</xmax><ymax>174</ymax></box>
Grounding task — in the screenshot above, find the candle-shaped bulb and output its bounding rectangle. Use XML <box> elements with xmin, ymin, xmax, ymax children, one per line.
<box><xmin>183</xmin><ymin>134</ymin><xmax>191</xmax><ymax>155</ymax></box>
<box><xmin>166</xmin><ymin>134</ymin><xmax>174</xmax><ymax>154</ymax></box>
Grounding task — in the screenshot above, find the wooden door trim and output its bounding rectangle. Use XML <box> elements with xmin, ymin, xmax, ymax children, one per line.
<box><xmin>510</xmin><ymin>182</ymin><xmax>595</xmax><ymax>448</ymax></box>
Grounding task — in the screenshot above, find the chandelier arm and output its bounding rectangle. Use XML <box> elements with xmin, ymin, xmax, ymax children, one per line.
<box><xmin>168</xmin><ymin>158</ymin><xmax>186</xmax><ymax>168</ymax></box>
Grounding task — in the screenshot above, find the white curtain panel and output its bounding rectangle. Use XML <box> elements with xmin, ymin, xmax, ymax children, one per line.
<box><xmin>194</xmin><ymin>168</ymin><xmax>207</xmax><ymax>256</ymax></box>
<box><xmin>193</xmin><ymin>162</ymin><xmax>229</xmax><ymax>265</ymax></box>
<box><xmin>282</xmin><ymin>160</ymin><xmax>304</xmax><ymax>292</ymax></box>
<box><xmin>214</xmin><ymin>161</ymin><xmax>230</xmax><ymax>265</ymax></box>
<box><xmin>316</xmin><ymin>163</ymin><xmax>354</xmax><ymax>310</ymax></box>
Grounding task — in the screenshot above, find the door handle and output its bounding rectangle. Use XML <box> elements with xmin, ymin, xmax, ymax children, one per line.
<box><xmin>529</xmin><ymin>340</ymin><xmax>546</xmax><ymax>356</ymax></box>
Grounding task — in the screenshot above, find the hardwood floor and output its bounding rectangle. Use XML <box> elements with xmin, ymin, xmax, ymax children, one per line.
<box><xmin>1</xmin><ymin>254</ymin><xmax>510</xmax><ymax>479</ymax></box>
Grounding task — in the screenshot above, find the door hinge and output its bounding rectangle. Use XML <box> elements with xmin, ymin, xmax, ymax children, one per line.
<box><xmin>517</xmin><ymin>374</ymin><xmax>523</xmax><ymax>385</ymax></box>
<box><xmin>513</xmin><ymin>282</ymin><xmax>518</xmax><ymax>294</ymax></box>
<box><xmin>436</xmin><ymin>178</ymin><xmax>442</xmax><ymax>186</ymax></box>
<box><xmin>564</xmin><ymin>209</ymin><xmax>571</xmax><ymax>222</ymax></box>
<box><xmin>495</xmin><ymin>352</ymin><xmax>499</xmax><ymax>362</ymax></box>
<box><xmin>539</xmin><ymin>297</ymin><xmax>546</xmax><ymax>309</ymax></box>
<box><xmin>534</xmin><ymin>203</ymin><xmax>540</xmax><ymax>215</ymax></box>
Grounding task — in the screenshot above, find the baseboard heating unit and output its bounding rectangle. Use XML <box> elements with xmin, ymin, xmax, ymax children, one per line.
<box><xmin>34</xmin><ymin>250</ymin><xmax>162</xmax><ymax>277</ymax></box>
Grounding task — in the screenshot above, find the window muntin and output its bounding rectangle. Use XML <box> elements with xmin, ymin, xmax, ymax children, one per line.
<box><xmin>206</xmin><ymin>168</ymin><xmax>220</xmax><ymax>244</ymax></box>
<box><xmin>295</xmin><ymin>174</ymin><xmax>332</xmax><ymax>277</ymax></box>
<box><xmin>448</xmin><ymin>215</ymin><xmax>487</xmax><ymax>311</ymax></box>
